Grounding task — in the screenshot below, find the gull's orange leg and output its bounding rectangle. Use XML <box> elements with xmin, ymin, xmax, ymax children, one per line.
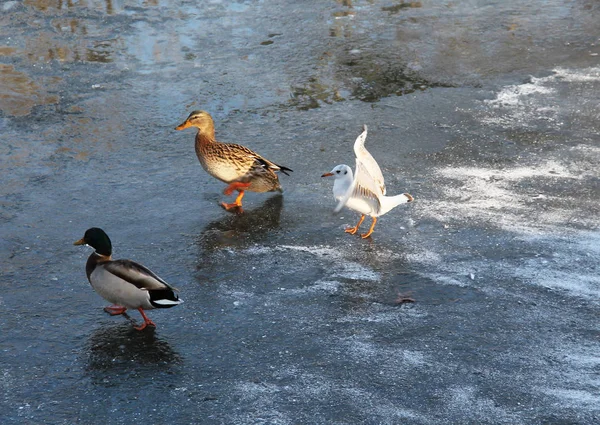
<box><xmin>104</xmin><ymin>305</ymin><xmax>127</xmax><ymax>315</ymax></box>
<box><xmin>134</xmin><ymin>308</ymin><xmax>156</xmax><ymax>331</ymax></box>
<box><xmin>360</xmin><ymin>217</ymin><xmax>378</xmax><ymax>239</ymax></box>
<box><xmin>345</xmin><ymin>215</ymin><xmax>365</xmax><ymax>235</ymax></box>
<box><xmin>223</xmin><ymin>182</ymin><xmax>251</xmax><ymax>196</ymax></box>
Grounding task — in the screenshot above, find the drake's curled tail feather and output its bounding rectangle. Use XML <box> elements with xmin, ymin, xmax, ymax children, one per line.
<box><xmin>149</xmin><ymin>289</ymin><xmax>183</xmax><ymax>308</ymax></box>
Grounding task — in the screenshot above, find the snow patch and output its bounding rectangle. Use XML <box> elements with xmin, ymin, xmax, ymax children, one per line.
<box><xmin>552</xmin><ymin>67</ymin><xmax>600</xmax><ymax>83</ymax></box>
<box><xmin>486</xmin><ymin>80</ymin><xmax>554</xmax><ymax>108</ymax></box>
<box><xmin>482</xmin><ymin>67</ymin><xmax>600</xmax><ymax>129</ymax></box>
<box><xmin>421</xmin><ymin>158</ymin><xmax>593</xmax><ymax>233</ymax></box>
<box><xmin>442</xmin><ymin>386</ymin><xmax>519</xmax><ymax>422</ymax></box>
<box><xmin>539</xmin><ymin>388</ymin><xmax>600</xmax><ymax>407</ymax></box>
<box><xmin>244</xmin><ymin>244</ymin><xmax>381</xmax><ymax>286</ymax></box>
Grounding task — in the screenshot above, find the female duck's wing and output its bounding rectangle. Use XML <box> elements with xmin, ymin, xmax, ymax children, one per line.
<box><xmin>224</xmin><ymin>143</ymin><xmax>293</xmax><ymax>176</ymax></box>
<box><xmin>252</xmin><ymin>154</ymin><xmax>293</xmax><ymax>176</ymax></box>
<box><xmin>353</xmin><ymin>125</ymin><xmax>386</xmax><ymax>195</ymax></box>
<box><xmin>334</xmin><ymin>159</ymin><xmax>382</xmax><ymax>215</ymax></box>
<box><xmin>102</xmin><ymin>259</ymin><xmax>178</xmax><ymax>291</ymax></box>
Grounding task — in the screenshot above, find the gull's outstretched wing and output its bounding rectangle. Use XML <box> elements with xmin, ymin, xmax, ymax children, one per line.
<box><xmin>353</xmin><ymin>124</ymin><xmax>386</xmax><ymax>195</ymax></box>
<box><xmin>334</xmin><ymin>159</ymin><xmax>382</xmax><ymax>215</ymax></box>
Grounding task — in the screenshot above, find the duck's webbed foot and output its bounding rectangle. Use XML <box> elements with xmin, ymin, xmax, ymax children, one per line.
<box><xmin>134</xmin><ymin>308</ymin><xmax>156</xmax><ymax>331</ymax></box>
<box><xmin>221</xmin><ymin>186</ymin><xmax>248</xmax><ymax>212</ymax></box>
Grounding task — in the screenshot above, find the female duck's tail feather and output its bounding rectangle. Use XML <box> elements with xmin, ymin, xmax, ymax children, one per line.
<box><xmin>276</xmin><ymin>164</ymin><xmax>293</xmax><ymax>176</ymax></box>
<box><xmin>253</xmin><ymin>157</ymin><xmax>292</xmax><ymax>176</ymax></box>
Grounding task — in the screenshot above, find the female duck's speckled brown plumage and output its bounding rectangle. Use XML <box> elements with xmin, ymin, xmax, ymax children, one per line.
<box><xmin>175</xmin><ymin>110</ymin><xmax>292</xmax><ymax>211</ymax></box>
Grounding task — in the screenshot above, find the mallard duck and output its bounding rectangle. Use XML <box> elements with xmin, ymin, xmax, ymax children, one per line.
<box><xmin>175</xmin><ymin>110</ymin><xmax>292</xmax><ymax>211</ymax></box>
<box><xmin>74</xmin><ymin>227</ymin><xmax>182</xmax><ymax>330</ymax></box>
<box><xmin>321</xmin><ymin>125</ymin><xmax>414</xmax><ymax>238</ymax></box>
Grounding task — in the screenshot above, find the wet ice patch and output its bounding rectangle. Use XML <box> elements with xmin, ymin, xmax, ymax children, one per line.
<box><xmin>1</xmin><ymin>368</ymin><xmax>15</xmax><ymax>394</ymax></box>
<box><xmin>423</xmin><ymin>273</ymin><xmax>469</xmax><ymax>288</ymax></box>
<box><xmin>285</xmin><ymin>279</ymin><xmax>343</xmax><ymax>295</ymax></box>
<box><xmin>341</xmin><ymin>386</ymin><xmax>424</xmax><ymax>422</ymax></box>
<box><xmin>230</xmin><ymin>381</ymin><xmax>293</xmax><ymax>425</ymax></box>
<box><xmin>533</xmin><ymin>343</ymin><xmax>600</xmax><ymax>411</ymax></box>
<box><xmin>410</xmin><ymin>124</ymin><xmax>600</xmax><ymax>302</ymax></box>
<box><xmin>411</xmin><ymin>228</ymin><xmax>600</xmax><ymax>305</ymax></box>
<box><xmin>339</xmin><ymin>334</ymin><xmax>428</xmax><ymax>368</ymax></box>
<box><xmin>344</xmin><ymin>336</ymin><xmax>378</xmax><ymax>359</ymax></box>
<box><xmin>337</xmin><ymin>301</ymin><xmax>425</xmax><ymax>324</ymax></box>
<box><xmin>231</xmin><ymin>367</ymin><xmax>425</xmax><ymax>424</ymax></box>
<box><xmin>276</xmin><ymin>245</ymin><xmax>380</xmax><ymax>282</ymax></box>
<box><xmin>404</xmin><ymin>247</ymin><xmax>442</xmax><ymax>266</ymax></box>
<box><xmin>515</xmin><ymin>232</ymin><xmax>600</xmax><ymax>301</ymax></box>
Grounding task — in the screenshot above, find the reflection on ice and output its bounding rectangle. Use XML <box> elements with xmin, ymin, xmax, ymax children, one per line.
<box><xmin>0</xmin><ymin>65</ymin><xmax>59</xmax><ymax>116</ymax></box>
<box><xmin>212</xmin><ymin>193</ymin><xmax>283</xmax><ymax>232</ymax></box>
<box><xmin>83</xmin><ymin>322</ymin><xmax>181</xmax><ymax>380</ymax></box>
<box><xmin>198</xmin><ymin>194</ymin><xmax>284</xmax><ymax>251</ymax></box>
<box><xmin>25</xmin><ymin>0</ymin><xmax>133</xmax><ymax>15</ymax></box>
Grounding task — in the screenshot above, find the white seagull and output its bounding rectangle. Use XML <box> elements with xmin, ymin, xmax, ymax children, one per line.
<box><xmin>322</xmin><ymin>125</ymin><xmax>413</xmax><ymax>239</ymax></box>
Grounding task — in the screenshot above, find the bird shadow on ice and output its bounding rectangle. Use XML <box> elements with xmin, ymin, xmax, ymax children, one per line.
<box><xmin>197</xmin><ymin>194</ymin><xmax>284</xmax><ymax>252</ymax></box>
<box><xmin>81</xmin><ymin>322</ymin><xmax>182</xmax><ymax>384</ymax></box>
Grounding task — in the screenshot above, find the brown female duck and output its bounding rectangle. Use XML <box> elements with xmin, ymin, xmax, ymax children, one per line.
<box><xmin>175</xmin><ymin>110</ymin><xmax>292</xmax><ymax>211</ymax></box>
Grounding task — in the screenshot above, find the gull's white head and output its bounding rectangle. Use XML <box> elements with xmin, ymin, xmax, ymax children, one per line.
<box><xmin>321</xmin><ymin>164</ymin><xmax>353</xmax><ymax>179</ymax></box>
<box><xmin>322</xmin><ymin>164</ymin><xmax>353</xmax><ymax>201</ymax></box>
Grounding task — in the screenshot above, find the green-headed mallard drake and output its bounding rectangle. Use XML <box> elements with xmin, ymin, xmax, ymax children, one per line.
<box><xmin>175</xmin><ymin>110</ymin><xmax>292</xmax><ymax>211</ymax></box>
<box><xmin>74</xmin><ymin>227</ymin><xmax>182</xmax><ymax>330</ymax></box>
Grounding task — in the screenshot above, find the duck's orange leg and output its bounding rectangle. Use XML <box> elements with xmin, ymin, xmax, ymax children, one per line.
<box><xmin>221</xmin><ymin>182</ymin><xmax>251</xmax><ymax>211</ymax></box>
<box><xmin>345</xmin><ymin>215</ymin><xmax>365</xmax><ymax>235</ymax></box>
<box><xmin>360</xmin><ymin>217</ymin><xmax>378</xmax><ymax>239</ymax></box>
<box><xmin>104</xmin><ymin>305</ymin><xmax>127</xmax><ymax>315</ymax></box>
<box><xmin>134</xmin><ymin>308</ymin><xmax>156</xmax><ymax>331</ymax></box>
<box><xmin>223</xmin><ymin>182</ymin><xmax>251</xmax><ymax>196</ymax></box>
<box><xmin>221</xmin><ymin>191</ymin><xmax>246</xmax><ymax>211</ymax></box>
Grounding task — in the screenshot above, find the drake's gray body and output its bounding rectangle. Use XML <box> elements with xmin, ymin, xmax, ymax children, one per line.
<box><xmin>75</xmin><ymin>227</ymin><xmax>182</xmax><ymax>329</ymax></box>
<box><xmin>85</xmin><ymin>253</ymin><xmax>180</xmax><ymax>310</ymax></box>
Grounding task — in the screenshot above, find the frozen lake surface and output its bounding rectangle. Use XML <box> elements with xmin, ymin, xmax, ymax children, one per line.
<box><xmin>1</xmin><ymin>0</ymin><xmax>599</xmax><ymax>423</ymax></box>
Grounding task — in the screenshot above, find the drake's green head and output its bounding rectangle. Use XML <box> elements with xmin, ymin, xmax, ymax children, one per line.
<box><xmin>74</xmin><ymin>227</ymin><xmax>112</xmax><ymax>256</ymax></box>
<box><xmin>175</xmin><ymin>110</ymin><xmax>215</xmax><ymax>137</ymax></box>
